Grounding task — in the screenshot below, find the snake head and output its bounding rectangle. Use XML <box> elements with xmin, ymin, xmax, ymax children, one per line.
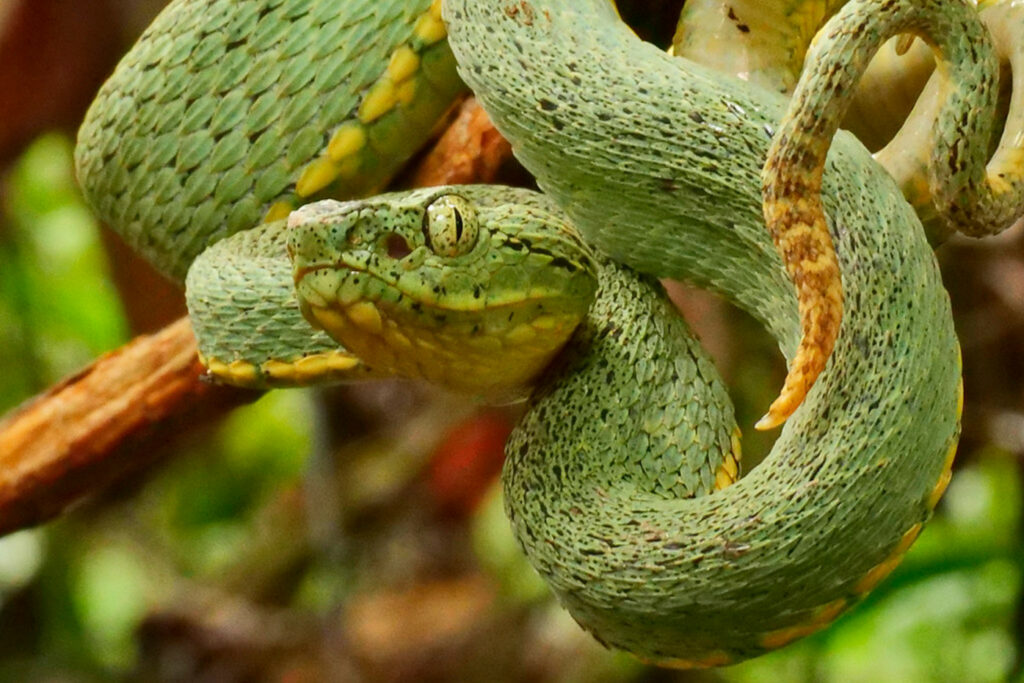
<box><xmin>287</xmin><ymin>187</ymin><xmax>599</xmax><ymax>400</ymax></box>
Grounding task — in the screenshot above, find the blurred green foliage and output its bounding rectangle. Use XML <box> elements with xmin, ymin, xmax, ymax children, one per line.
<box><xmin>1</xmin><ymin>133</ymin><xmax>1022</xmax><ymax>682</ymax></box>
<box><xmin>0</xmin><ymin>134</ymin><xmax>127</xmax><ymax>413</ymax></box>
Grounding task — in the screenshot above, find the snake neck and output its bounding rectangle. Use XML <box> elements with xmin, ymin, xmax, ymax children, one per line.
<box><xmin>519</xmin><ymin>259</ymin><xmax>742</xmax><ymax>500</ymax></box>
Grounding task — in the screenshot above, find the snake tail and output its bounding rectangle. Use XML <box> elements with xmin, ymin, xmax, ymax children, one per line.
<box><xmin>757</xmin><ymin>0</ymin><xmax>1009</xmax><ymax>429</ymax></box>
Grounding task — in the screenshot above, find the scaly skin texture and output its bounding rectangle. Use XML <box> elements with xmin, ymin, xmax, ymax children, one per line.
<box><xmin>759</xmin><ymin>0</ymin><xmax>1024</xmax><ymax>428</ymax></box>
<box><xmin>184</xmin><ymin>217</ymin><xmax>382</xmax><ymax>387</ymax></box>
<box><xmin>678</xmin><ymin>0</ymin><xmax>1024</xmax><ymax>428</ymax></box>
<box><xmin>75</xmin><ymin>0</ymin><xmax>466</xmax><ymax>385</ymax></box>
<box><xmin>73</xmin><ymin>0</ymin><xmax>1023</xmax><ymax>668</ymax></box>
<box><xmin>875</xmin><ymin>0</ymin><xmax>1024</xmax><ymax>241</ymax></box>
<box><xmin>800</xmin><ymin>1</ymin><xmax>1023</xmax><ymax>240</ymax></box>
<box><xmin>444</xmin><ymin>0</ymin><xmax>972</xmax><ymax>664</ymax></box>
<box><xmin>287</xmin><ymin>186</ymin><xmax>599</xmax><ymax>400</ymax></box>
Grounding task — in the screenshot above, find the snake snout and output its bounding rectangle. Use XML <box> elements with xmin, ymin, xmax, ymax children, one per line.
<box><xmin>287</xmin><ymin>201</ymin><xmax>370</xmax><ymax>278</ymax></box>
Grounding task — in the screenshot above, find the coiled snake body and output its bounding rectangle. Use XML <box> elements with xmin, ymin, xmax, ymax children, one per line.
<box><xmin>75</xmin><ymin>0</ymin><xmax>1024</xmax><ymax>667</ymax></box>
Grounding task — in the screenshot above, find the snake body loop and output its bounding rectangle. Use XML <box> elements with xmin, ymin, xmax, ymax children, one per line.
<box><xmin>444</xmin><ymin>0</ymin><xmax>965</xmax><ymax>663</ymax></box>
<box><xmin>73</xmin><ymin>0</ymin><xmax>1024</xmax><ymax>668</ymax></box>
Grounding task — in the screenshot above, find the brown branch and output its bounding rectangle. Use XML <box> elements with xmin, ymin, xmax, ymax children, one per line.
<box><xmin>0</xmin><ymin>318</ymin><xmax>257</xmax><ymax>534</ymax></box>
<box><xmin>411</xmin><ymin>98</ymin><xmax>513</xmax><ymax>187</ymax></box>
<box><xmin>0</xmin><ymin>97</ymin><xmax>513</xmax><ymax>535</ymax></box>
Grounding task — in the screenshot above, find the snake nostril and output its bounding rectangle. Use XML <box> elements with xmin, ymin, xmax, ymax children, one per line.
<box><xmin>385</xmin><ymin>232</ymin><xmax>413</xmax><ymax>259</ymax></box>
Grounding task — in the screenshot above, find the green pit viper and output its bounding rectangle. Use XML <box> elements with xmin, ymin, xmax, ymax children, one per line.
<box><xmin>74</xmin><ymin>0</ymin><xmax>1024</xmax><ymax>667</ymax></box>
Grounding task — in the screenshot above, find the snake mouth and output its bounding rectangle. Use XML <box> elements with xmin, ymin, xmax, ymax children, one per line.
<box><xmin>300</xmin><ymin>289</ymin><xmax>584</xmax><ymax>401</ymax></box>
<box><xmin>292</xmin><ymin>258</ymin><xmax>589</xmax><ymax>401</ymax></box>
<box><xmin>294</xmin><ymin>258</ymin><xmax>564</xmax><ymax>319</ymax></box>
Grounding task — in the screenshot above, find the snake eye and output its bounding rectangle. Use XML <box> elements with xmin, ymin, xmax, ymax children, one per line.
<box><xmin>423</xmin><ymin>194</ymin><xmax>478</xmax><ymax>257</ymax></box>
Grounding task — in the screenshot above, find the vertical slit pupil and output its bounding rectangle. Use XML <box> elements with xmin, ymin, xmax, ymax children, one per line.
<box><xmin>454</xmin><ymin>210</ymin><xmax>463</xmax><ymax>240</ymax></box>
